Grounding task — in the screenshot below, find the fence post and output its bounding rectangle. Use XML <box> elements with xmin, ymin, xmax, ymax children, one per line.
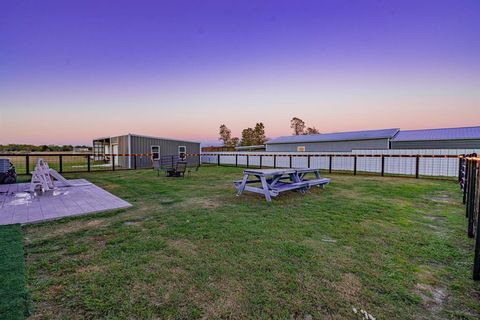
<box><xmin>260</xmin><ymin>155</ymin><xmax>263</xmax><ymax>169</ymax></box>
<box><xmin>381</xmin><ymin>155</ymin><xmax>385</xmax><ymax>177</ymax></box>
<box><xmin>247</xmin><ymin>155</ymin><xmax>249</xmax><ymax>168</ymax></box>
<box><xmin>273</xmin><ymin>155</ymin><xmax>277</xmax><ymax>168</ymax></box>
<box><xmin>467</xmin><ymin>161</ymin><xmax>476</xmax><ymax>237</ymax></box>
<box><xmin>133</xmin><ymin>155</ymin><xmax>137</xmax><ymax>170</ymax></box>
<box><xmin>217</xmin><ymin>154</ymin><xmax>220</xmax><ymax>166</ymax></box>
<box><xmin>25</xmin><ymin>155</ymin><xmax>30</xmax><ymax>175</ymax></box>
<box><xmin>59</xmin><ymin>155</ymin><xmax>63</xmax><ymax>173</ymax></box>
<box><xmin>415</xmin><ymin>156</ymin><xmax>420</xmax><ymax>179</ymax></box>
<box><xmin>353</xmin><ymin>156</ymin><xmax>357</xmax><ymax>175</ymax></box>
<box><xmin>329</xmin><ymin>155</ymin><xmax>332</xmax><ymax>173</ymax></box>
<box><xmin>473</xmin><ymin>162</ymin><xmax>480</xmax><ymax>280</ymax></box>
<box><xmin>112</xmin><ymin>155</ymin><xmax>115</xmax><ymax>171</ymax></box>
<box><xmin>289</xmin><ymin>155</ymin><xmax>292</xmax><ymax>168</ymax></box>
<box><xmin>235</xmin><ymin>154</ymin><xmax>238</xmax><ymax>167</ymax></box>
<box><xmin>458</xmin><ymin>156</ymin><xmax>464</xmax><ymax>182</ymax></box>
<box><xmin>87</xmin><ymin>156</ymin><xmax>91</xmax><ymax>172</ymax></box>
<box><xmin>307</xmin><ymin>155</ymin><xmax>311</xmax><ymax>168</ymax></box>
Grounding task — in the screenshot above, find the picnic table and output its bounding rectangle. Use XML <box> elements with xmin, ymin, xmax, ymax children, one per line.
<box><xmin>234</xmin><ymin>168</ymin><xmax>330</xmax><ymax>202</ymax></box>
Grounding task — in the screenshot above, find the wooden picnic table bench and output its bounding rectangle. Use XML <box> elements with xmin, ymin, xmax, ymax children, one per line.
<box><xmin>234</xmin><ymin>168</ymin><xmax>330</xmax><ymax>202</ymax></box>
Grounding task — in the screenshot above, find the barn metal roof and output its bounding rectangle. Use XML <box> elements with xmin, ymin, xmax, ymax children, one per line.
<box><xmin>392</xmin><ymin>126</ymin><xmax>480</xmax><ymax>142</ymax></box>
<box><xmin>266</xmin><ymin>128</ymin><xmax>400</xmax><ymax>145</ymax></box>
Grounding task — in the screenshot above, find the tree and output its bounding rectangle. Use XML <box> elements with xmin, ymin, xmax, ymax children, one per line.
<box><xmin>253</xmin><ymin>122</ymin><xmax>267</xmax><ymax>145</ymax></box>
<box><xmin>290</xmin><ymin>117</ymin><xmax>306</xmax><ymax>135</ymax></box>
<box><xmin>218</xmin><ymin>124</ymin><xmax>239</xmax><ymax>147</ymax></box>
<box><xmin>303</xmin><ymin>127</ymin><xmax>320</xmax><ymax>135</ymax></box>
<box><xmin>240</xmin><ymin>128</ymin><xmax>255</xmax><ymax>146</ymax></box>
<box><xmin>240</xmin><ymin>122</ymin><xmax>267</xmax><ymax>146</ymax></box>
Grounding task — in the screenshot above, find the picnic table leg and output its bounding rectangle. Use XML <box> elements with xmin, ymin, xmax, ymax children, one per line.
<box><xmin>236</xmin><ymin>174</ymin><xmax>249</xmax><ymax>196</ymax></box>
<box><xmin>259</xmin><ymin>176</ymin><xmax>272</xmax><ymax>202</ymax></box>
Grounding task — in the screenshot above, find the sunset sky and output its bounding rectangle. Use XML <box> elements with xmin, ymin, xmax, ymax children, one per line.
<box><xmin>1</xmin><ymin>0</ymin><xmax>479</xmax><ymax>145</ymax></box>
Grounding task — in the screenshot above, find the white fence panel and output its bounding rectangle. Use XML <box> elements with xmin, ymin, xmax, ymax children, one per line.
<box><xmin>200</xmin><ymin>148</ymin><xmax>479</xmax><ymax>178</ymax></box>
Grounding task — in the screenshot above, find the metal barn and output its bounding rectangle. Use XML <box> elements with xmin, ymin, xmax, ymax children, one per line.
<box><xmin>390</xmin><ymin>126</ymin><xmax>480</xmax><ymax>149</ymax></box>
<box><xmin>265</xmin><ymin>128</ymin><xmax>399</xmax><ymax>152</ymax></box>
<box><xmin>92</xmin><ymin>134</ymin><xmax>201</xmax><ymax>168</ymax></box>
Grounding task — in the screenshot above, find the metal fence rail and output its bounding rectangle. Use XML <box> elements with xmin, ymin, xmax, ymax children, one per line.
<box><xmin>201</xmin><ymin>152</ymin><xmax>463</xmax><ymax>179</ymax></box>
<box><xmin>0</xmin><ymin>153</ymin><xmax>201</xmax><ymax>175</ymax></box>
<box><xmin>459</xmin><ymin>154</ymin><xmax>480</xmax><ymax>280</ymax></box>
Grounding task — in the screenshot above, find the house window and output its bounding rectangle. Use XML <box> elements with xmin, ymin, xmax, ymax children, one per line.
<box><xmin>178</xmin><ymin>146</ymin><xmax>186</xmax><ymax>160</ymax></box>
<box><xmin>297</xmin><ymin>146</ymin><xmax>306</xmax><ymax>152</ymax></box>
<box><xmin>151</xmin><ymin>146</ymin><xmax>160</xmax><ymax>160</ymax></box>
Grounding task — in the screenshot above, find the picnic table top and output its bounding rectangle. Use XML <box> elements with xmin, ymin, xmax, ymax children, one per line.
<box><xmin>243</xmin><ymin>168</ymin><xmax>321</xmax><ymax>176</ymax></box>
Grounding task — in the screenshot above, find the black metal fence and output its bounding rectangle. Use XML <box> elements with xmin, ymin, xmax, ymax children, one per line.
<box><xmin>459</xmin><ymin>154</ymin><xmax>480</xmax><ymax>280</ymax></box>
<box><xmin>0</xmin><ymin>153</ymin><xmax>201</xmax><ymax>175</ymax></box>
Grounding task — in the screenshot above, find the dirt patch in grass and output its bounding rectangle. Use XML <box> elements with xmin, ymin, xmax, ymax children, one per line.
<box><xmin>427</xmin><ymin>191</ymin><xmax>456</xmax><ymax>205</ymax></box>
<box><xmin>333</xmin><ymin>273</ymin><xmax>362</xmax><ymax>303</ymax></box>
<box><xmin>197</xmin><ymin>279</ymin><xmax>244</xmax><ymax>319</ymax></box>
<box><xmin>167</xmin><ymin>239</ymin><xmax>197</xmax><ymax>255</ymax></box>
<box><xmin>179</xmin><ymin>196</ymin><xmax>223</xmax><ymax>210</ymax></box>
<box><xmin>414</xmin><ymin>283</ymin><xmax>448</xmax><ymax>316</ymax></box>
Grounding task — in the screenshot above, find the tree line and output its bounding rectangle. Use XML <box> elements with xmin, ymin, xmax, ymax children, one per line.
<box><xmin>219</xmin><ymin>117</ymin><xmax>319</xmax><ymax>147</ymax></box>
<box><xmin>0</xmin><ymin>144</ymin><xmax>91</xmax><ymax>152</ymax></box>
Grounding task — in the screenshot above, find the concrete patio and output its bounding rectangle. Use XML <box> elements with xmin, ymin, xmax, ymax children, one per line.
<box><xmin>0</xmin><ymin>179</ymin><xmax>131</xmax><ymax>225</ymax></box>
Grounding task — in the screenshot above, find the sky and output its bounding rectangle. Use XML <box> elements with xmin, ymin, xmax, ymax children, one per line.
<box><xmin>1</xmin><ymin>0</ymin><xmax>479</xmax><ymax>146</ymax></box>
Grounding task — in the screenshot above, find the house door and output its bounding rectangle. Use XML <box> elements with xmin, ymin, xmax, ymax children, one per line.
<box><xmin>112</xmin><ymin>144</ymin><xmax>119</xmax><ymax>166</ymax></box>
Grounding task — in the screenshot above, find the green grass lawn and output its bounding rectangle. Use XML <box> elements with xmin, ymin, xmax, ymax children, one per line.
<box><xmin>0</xmin><ymin>224</ymin><xmax>29</xmax><ymax>319</ymax></box>
<box><xmin>10</xmin><ymin>167</ymin><xmax>480</xmax><ymax>318</ymax></box>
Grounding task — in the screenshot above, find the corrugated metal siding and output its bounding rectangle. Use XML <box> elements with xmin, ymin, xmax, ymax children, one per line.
<box><xmin>265</xmin><ymin>138</ymin><xmax>390</xmax><ymax>152</ymax></box>
<box><xmin>110</xmin><ymin>135</ymin><xmax>129</xmax><ymax>168</ymax></box>
<box><xmin>391</xmin><ymin>139</ymin><xmax>480</xmax><ymax>149</ymax></box>
<box><xmin>130</xmin><ymin>135</ymin><xmax>200</xmax><ymax>168</ymax></box>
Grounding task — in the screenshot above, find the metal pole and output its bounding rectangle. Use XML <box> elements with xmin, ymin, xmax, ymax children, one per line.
<box><xmin>260</xmin><ymin>155</ymin><xmax>263</xmax><ymax>169</ymax></box>
<box><xmin>217</xmin><ymin>154</ymin><xmax>220</xmax><ymax>166</ymax></box>
<box><xmin>112</xmin><ymin>155</ymin><xmax>115</xmax><ymax>171</ymax></box>
<box><xmin>134</xmin><ymin>155</ymin><xmax>137</xmax><ymax>170</ymax></box>
<box><xmin>381</xmin><ymin>155</ymin><xmax>385</xmax><ymax>177</ymax></box>
<box><xmin>289</xmin><ymin>155</ymin><xmax>292</xmax><ymax>168</ymax></box>
<box><xmin>273</xmin><ymin>155</ymin><xmax>277</xmax><ymax>168</ymax></box>
<box><xmin>59</xmin><ymin>155</ymin><xmax>63</xmax><ymax>173</ymax></box>
<box><xmin>353</xmin><ymin>156</ymin><xmax>357</xmax><ymax>175</ymax></box>
<box><xmin>235</xmin><ymin>154</ymin><xmax>238</xmax><ymax>167</ymax></box>
<box><xmin>329</xmin><ymin>155</ymin><xmax>332</xmax><ymax>173</ymax></box>
<box><xmin>415</xmin><ymin>156</ymin><xmax>420</xmax><ymax>179</ymax></box>
<box><xmin>26</xmin><ymin>155</ymin><xmax>30</xmax><ymax>175</ymax></box>
<box><xmin>307</xmin><ymin>155</ymin><xmax>311</xmax><ymax>168</ymax></box>
<box><xmin>247</xmin><ymin>155</ymin><xmax>249</xmax><ymax>168</ymax></box>
<box><xmin>87</xmin><ymin>155</ymin><xmax>91</xmax><ymax>172</ymax></box>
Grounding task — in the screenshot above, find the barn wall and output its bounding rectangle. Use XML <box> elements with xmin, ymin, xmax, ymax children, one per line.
<box><xmin>391</xmin><ymin>139</ymin><xmax>480</xmax><ymax>149</ymax></box>
<box><xmin>265</xmin><ymin>138</ymin><xmax>390</xmax><ymax>152</ymax></box>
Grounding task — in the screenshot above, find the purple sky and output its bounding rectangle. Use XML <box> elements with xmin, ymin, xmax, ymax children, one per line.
<box><xmin>1</xmin><ymin>0</ymin><xmax>479</xmax><ymax>145</ymax></box>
